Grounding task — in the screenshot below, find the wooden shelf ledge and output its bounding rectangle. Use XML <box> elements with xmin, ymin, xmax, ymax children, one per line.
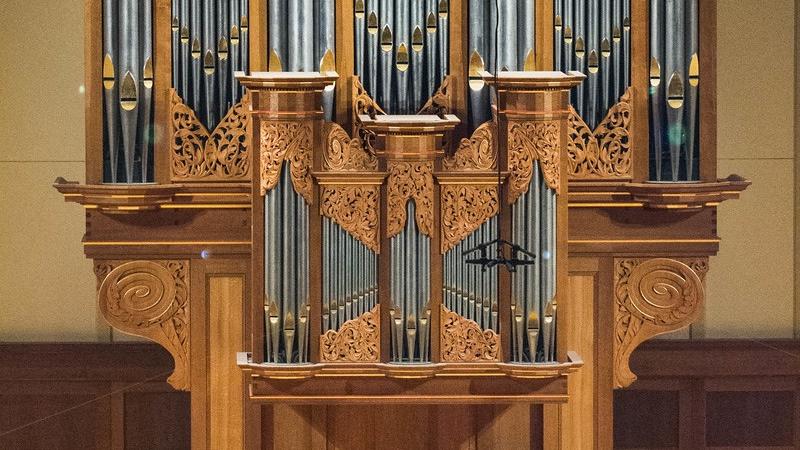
<box><xmin>568</xmin><ymin>175</ymin><xmax>751</xmax><ymax>210</ymax></box>
<box><xmin>238</xmin><ymin>352</ymin><xmax>582</xmax><ymax>404</ymax></box>
<box><xmin>54</xmin><ymin>178</ymin><xmax>251</xmax><ymax>213</ymax></box>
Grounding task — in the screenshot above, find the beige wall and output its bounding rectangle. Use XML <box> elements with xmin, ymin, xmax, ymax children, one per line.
<box><xmin>0</xmin><ymin>1</ymin><xmax>796</xmax><ymax>341</ymax></box>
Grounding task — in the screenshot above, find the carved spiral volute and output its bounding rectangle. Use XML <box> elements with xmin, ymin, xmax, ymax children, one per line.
<box><xmin>100</xmin><ymin>262</ymin><xmax>181</xmax><ymax>331</ymax></box>
<box><xmin>620</xmin><ymin>258</ymin><xmax>702</xmax><ymax>326</ymax></box>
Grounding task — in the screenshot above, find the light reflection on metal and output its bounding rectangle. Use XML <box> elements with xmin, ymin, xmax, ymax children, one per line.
<box><xmin>667</xmin><ymin>72</ymin><xmax>684</xmax><ymax>109</ymax></box>
<box><xmin>119</xmin><ymin>71</ymin><xmax>138</xmax><ymax>111</ymax></box>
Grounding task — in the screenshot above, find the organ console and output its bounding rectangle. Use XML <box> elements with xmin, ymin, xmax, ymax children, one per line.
<box><xmin>56</xmin><ymin>0</ymin><xmax>750</xmax><ymax>447</ymax></box>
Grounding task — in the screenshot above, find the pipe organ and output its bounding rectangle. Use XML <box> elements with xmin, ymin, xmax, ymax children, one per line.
<box><xmin>59</xmin><ymin>1</ymin><xmax>749</xmax><ymax>448</ymax></box>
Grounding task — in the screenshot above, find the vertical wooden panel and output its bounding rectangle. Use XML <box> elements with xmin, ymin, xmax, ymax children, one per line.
<box><xmin>434</xmin><ymin>405</ymin><xmax>476</xmax><ymax>450</ymax></box>
<box><xmin>476</xmin><ymin>404</ymin><xmax>531</xmax><ymax>449</ymax></box>
<box><xmin>271</xmin><ymin>405</ymin><xmax>315</xmax><ymax>450</ymax></box>
<box><xmin>208</xmin><ymin>276</ymin><xmax>245</xmax><ymax>449</ymax></box>
<box><xmin>561</xmin><ymin>274</ymin><xmax>596</xmax><ymax>449</ymax></box>
<box><xmin>595</xmin><ymin>257</ymin><xmax>615</xmax><ymax>450</ymax></box>
<box><xmin>535</xmin><ymin>0</ymin><xmax>554</xmax><ymax>70</ymax></box>
<box><xmin>335</xmin><ymin>0</ymin><xmax>355</xmax><ymax>130</ymax></box>
<box><xmin>698</xmin><ymin>0</ymin><xmax>717</xmax><ymax>181</ymax></box>
<box><xmin>250</xmin><ymin>0</ymin><xmax>267</xmax><ymax>71</ymax></box>
<box><xmin>84</xmin><ymin>0</ymin><xmax>103</xmax><ymax>184</ymax></box>
<box><xmin>630</xmin><ymin>0</ymin><xmax>650</xmax><ymax>182</ymax></box>
<box><xmin>448</xmin><ymin>0</ymin><xmax>468</xmax><ymax>140</ymax></box>
<box><xmin>542</xmin><ymin>404</ymin><xmax>562</xmax><ymax>449</ymax></box>
<box><xmin>154</xmin><ymin>0</ymin><xmax>172</xmax><ymax>184</ymax></box>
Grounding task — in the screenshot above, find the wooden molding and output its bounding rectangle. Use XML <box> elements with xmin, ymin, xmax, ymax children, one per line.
<box><xmin>613</xmin><ymin>257</ymin><xmax>707</xmax><ymax>388</ymax></box>
<box><xmin>97</xmin><ymin>260</ymin><xmax>191</xmax><ymax>391</ymax></box>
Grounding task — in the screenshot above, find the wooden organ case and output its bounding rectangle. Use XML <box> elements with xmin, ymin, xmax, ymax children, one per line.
<box><xmin>56</xmin><ymin>0</ymin><xmax>750</xmax><ymax>448</ymax></box>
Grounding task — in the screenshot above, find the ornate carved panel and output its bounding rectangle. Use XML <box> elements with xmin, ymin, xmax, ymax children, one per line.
<box><xmin>417</xmin><ymin>75</ymin><xmax>453</xmax><ymax>115</ymax></box>
<box><xmin>322</xmin><ymin>122</ymin><xmax>378</xmax><ymax>171</ymax></box>
<box><xmin>386</xmin><ymin>161</ymin><xmax>434</xmax><ymax>238</ymax></box>
<box><xmin>320</xmin><ymin>185</ymin><xmax>380</xmax><ymax>252</ymax></box>
<box><xmin>259</xmin><ymin>121</ymin><xmax>313</xmax><ymax>203</ymax></box>
<box><xmin>442</xmin><ymin>121</ymin><xmax>497</xmax><ymax>171</ymax></box>
<box><xmin>508</xmin><ymin>120</ymin><xmax>561</xmax><ymax>203</ymax></box>
<box><xmin>352</xmin><ymin>77</ymin><xmax>384</xmax><ymax>150</ymax></box>
<box><xmin>170</xmin><ymin>90</ymin><xmax>251</xmax><ymax>182</ymax></box>
<box><xmin>568</xmin><ymin>88</ymin><xmax>633</xmax><ymax>179</ymax></box>
<box><xmin>97</xmin><ymin>260</ymin><xmax>190</xmax><ymax>391</ymax></box>
<box><xmin>320</xmin><ymin>306</ymin><xmax>380</xmax><ymax>362</ymax></box>
<box><xmin>440</xmin><ymin>185</ymin><xmax>499</xmax><ymax>253</ymax></box>
<box><xmin>613</xmin><ymin>257</ymin><xmax>706</xmax><ymax>388</ymax></box>
<box><xmin>440</xmin><ymin>306</ymin><xmax>500</xmax><ymax>362</ymax></box>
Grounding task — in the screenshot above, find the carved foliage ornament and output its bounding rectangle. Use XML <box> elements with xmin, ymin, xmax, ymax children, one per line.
<box><xmin>171</xmin><ymin>90</ymin><xmax>250</xmax><ymax>181</ymax></box>
<box><xmin>417</xmin><ymin>74</ymin><xmax>453</xmax><ymax>115</ymax></box>
<box><xmin>508</xmin><ymin>120</ymin><xmax>561</xmax><ymax>203</ymax></box>
<box><xmin>568</xmin><ymin>88</ymin><xmax>633</xmax><ymax>179</ymax></box>
<box><xmin>322</xmin><ymin>122</ymin><xmax>378</xmax><ymax>171</ymax></box>
<box><xmin>320</xmin><ymin>185</ymin><xmax>380</xmax><ymax>252</ymax></box>
<box><xmin>440</xmin><ymin>306</ymin><xmax>500</xmax><ymax>362</ymax></box>
<box><xmin>352</xmin><ymin>77</ymin><xmax>384</xmax><ymax>151</ymax></box>
<box><xmin>98</xmin><ymin>260</ymin><xmax>190</xmax><ymax>391</ymax></box>
<box><xmin>260</xmin><ymin>121</ymin><xmax>313</xmax><ymax>203</ymax></box>
<box><xmin>443</xmin><ymin>121</ymin><xmax>497</xmax><ymax>171</ymax></box>
<box><xmin>614</xmin><ymin>258</ymin><xmax>705</xmax><ymax>388</ymax></box>
<box><xmin>387</xmin><ymin>161</ymin><xmax>434</xmax><ymax>237</ymax></box>
<box><xmin>440</xmin><ymin>185</ymin><xmax>499</xmax><ymax>253</ymax></box>
<box><xmin>320</xmin><ymin>306</ymin><xmax>380</xmax><ymax>362</ymax></box>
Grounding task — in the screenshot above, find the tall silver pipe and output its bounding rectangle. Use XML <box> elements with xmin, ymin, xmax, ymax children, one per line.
<box><xmin>140</xmin><ymin>0</ymin><xmax>153</xmax><ymax>182</ymax></box>
<box><xmin>269</xmin><ymin>0</ymin><xmax>287</xmax><ymax>67</ymax></box>
<box><xmin>585</xmin><ymin>0</ymin><xmax>599</xmax><ymax>126</ymax></box>
<box><xmin>612</xmin><ymin>0</ymin><xmax>623</xmax><ymax>96</ymax></box>
<box><xmin>573</xmin><ymin>0</ymin><xmax>586</xmax><ymax>118</ymax></box>
<box><xmin>216</xmin><ymin>0</ymin><xmax>229</xmax><ymax>119</ymax></box>
<box><xmin>171</xmin><ymin>1</ymin><xmax>180</xmax><ymax>96</ymax></box>
<box><xmin>103</xmin><ymin>0</ymin><xmax>120</xmax><ymax>183</ymax></box>
<box><xmin>425</xmin><ymin>0</ymin><xmax>437</xmax><ymax>102</ymax></box>
<box><xmin>179</xmin><ymin>0</ymin><xmax>190</xmax><ymax>99</ymax></box>
<box><xmin>599</xmin><ymin>0</ymin><xmax>612</xmax><ymax>114</ymax></box>
<box><xmin>239</xmin><ymin>0</ymin><xmax>248</xmax><ymax>95</ymax></box>
<box><xmin>554</xmin><ymin>0</ymin><xmax>563</xmax><ymax>72</ymax></box>
<box><xmin>379</xmin><ymin>0</ymin><xmax>394</xmax><ymax>111</ymax></box>
<box><xmin>684</xmin><ymin>0</ymin><xmax>699</xmax><ymax>180</ymax></box>
<box><xmin>665</xmin><ymin>0</ymin><xmax>685</xmax><ymax>181</ymax></box>
<box><xmin>119</xmin><ymin>0</ymin><xmax>140</xmax><ymax>183</ymax></box>
<box><xmin>229</xmin><ymin>0</ymin><xmax>240</xmax><ymax>103</ymax></box>
<box><xmin>366</xmin><ymin>4</ymin><xmax>379</xmax><ymax>94</ymax></box>
<box><xmin>563</xmin><ymin>0</ymin><xmax>573</xmax><ymax>73</ymax></box>
<box><xmin>650</xmin><ymin>0</ymin><xmax>664</xmax><ymax>180</ymax></box>
<box><xmin>517</xmin><ymin>0</ymin><xmax>534</xmax><ymax>68</ymax></box>
<box><xmin>396</xmin><ymin>1</ymin><xmax>410</xmax><ymax>113</ymax></box>
<box><xmin>202</xmin><ymin>0</ymin><xmax>216</xmax><ymax>127</ymax></box>
<box><xmin>438</xmin><ymin>0</ymin><xmax>448</xmax><ymax>81</ymax></box>
<box><xmin>190</xmin><ymin>0</ymin><xmax>201</xmax><ymax>112</ymax></box>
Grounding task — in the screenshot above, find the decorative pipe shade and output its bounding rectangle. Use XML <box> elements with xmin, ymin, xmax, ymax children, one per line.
<box><xmin>649</xmin><ymin>0</ymin><xmax>699</xmax><ymax>181</ymax></box>
<box><xmin>171</xmin><ymin>0</ymin><xmax>250</xmax><ymax>130</ymax></box>
<box><xmin>103</xmin><ymin>0</ymin><xmax>154</xmax><ymax>183</ymax></box>
<box><xmin>355</xmin><ymin>0</ymin><xmax>448</xmax><ymax>114</ymax></box>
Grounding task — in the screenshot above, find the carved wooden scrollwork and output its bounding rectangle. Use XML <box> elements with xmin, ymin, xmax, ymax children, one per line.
<box><xmin>352</xmin><ymin>77</ymin><xmax>385</xmax><ymax>152</ymax></box>
<box><xmin>440</xmin><ymin>185</ymin><xmax>499</xmax><ymax>253</ymax></box>
<box><xmin>443</xmin><ymin>121</ymin><xmax>497</xmax><ymax>171</ymax></box>
<box><xmin>417</xmin><ymin>75</ymin><xmax>453</xmax><ymax>115</ymax></box>
<box><xmin>386</xmin><ymin>161</ymin><xmax>434</xmax><ymax>238</ymax></box>
<box><xmin>320</xmin><ymin>306</ymin><xmax>380</xmax><ymax>362</ymax></box>
<box><xmin>508</xmin><ymin>120</ymin><xmax>561</xmax><ymax>203</ymax></box>
<box><xmin>440</xmin><ymin>306</ymin><xmax>500</xmax><ymax>362</ymax></box>
<box><xmin>568</xmin><ymin>88</ymin><xmax>633</xmax><ymax>179</ymax></box>
<box><xmin>320</xmin><ymin>185</ymin><xmax>380</xmax><ymax>252</ymax></box>
<box><xmin>614</xmin><ymin>257</ymin><xmax>706</xmax><ymax>388</ymax></box>
<box><xmin>259</xmin><ymin>121</ymin><xmax>313</xmax><ymax>203</ymax></box>
<box><xmin>170</xmin><ymin>90</ymin><xmax>251</xmax><ymax>181</ymax></box>
<box><xmin>98</xmin><ymin>260</ymin><xmax>190</xmax><ymax>391</ymax></box>
<box><xmin>322</xmin><ymin>122</ymin><xmax>378</xmax><ymax>171</ymax></box>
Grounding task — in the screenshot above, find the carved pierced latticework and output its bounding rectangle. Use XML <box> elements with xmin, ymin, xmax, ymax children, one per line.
<box><xmin>352</xmin><ymin>77</ymin><xmax>385</xmax><ymax>152</ymax></box>
<box><xmin>613</xmin><ymin>257</ymin><xmax>706</xmax><ymax>388</ymax></box>
<box><xmin>322</xmin><ymin>122</ymin><xmax>378</xmax><ymax>171</ymax></box>
<box><xmin>417</xmin><ymin>75</ymin><xmax>454</xmax><ymax>115</ymax></box>
<box><xmin>320</xmin><ymin>306</ymin><xmax>380</xmax><ymax>362</ymax></box>
<box><xmin>170</xmin><ymin>90</ymin><xmax>250</xmax><ymax>181</ymax></box>
<box><xmin>440</xmin><ymin>185</ymin><xmax>499</xmax><ymax>253</ymax></box>
<box><xmin>508</xmin><ymin>120</ymin><xmax>562</xmax><ymax>202</ymax></box>
<box><xmin>97</xmin><ymin>260</ymin><xmax>190</xmax><ymax>391</ymax></box>
<box><xmin>443</xmin><ymin>121</ymin><xmax>497</xmax><ymax>171</ymax></box>
<box><xmin>259</xmin><ymin>121</ymin><xmax>313</xmax><ymax>203</ymax></box>
<box><xmin>440</xmin><ymin>306</ymin><xmax>500</xmax><ymax>362</ymax></box>
<box><xmin>320</xmin><ymin>185</ymin><xmax>380</xmax><ymax>252</ymax></box>
<box><xmin>386</xmin><ymin>161</ymin><xmax>434</xmax><ymax>237</ymax></box>
<box><xmin>568</xmin><ymin>88</ymin><xmax>633</xmax><ymax>179</ymax></box>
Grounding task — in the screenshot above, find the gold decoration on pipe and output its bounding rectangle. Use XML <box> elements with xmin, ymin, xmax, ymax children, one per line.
<box><xmin>588</xmin><ymin>50</ymin><xmax>599</xmax><ymax>73</ymax></box>
<box><xmin>203</xmin><ymin>51</ymin><xmax>215</xmax><ymax>75</ymax></box>
<box><xmin>380</xmin><ymin>26</ymin><xmax>393</xmax><ymax>52</ymax></box>
<box><xmin>320</xmin><ymin>49</ymin><xmax>336</xmax><ymax>73</ymax></box>
<box><xmin>688</xmin><ymin>53</ymin><xmax>699</xmax><ymax>87</ymax></box>
<box><xmin>230</xmin><ymin>25</ymin><xmax>240</xmax><ymax>45</ymax></box>
<box><xmin>180</xmin><ymin>26</ymin><xmax>190</xmax><ymax>44</ymax></box>
<box><xmin>171</xmin><ymin>17</ymin><xmax>179</xmax><ymax>32</ymax></box>
<box><xmin>217</xmin><ymin>37</ymin><xmax>229</xmax><ymax>60</ymax></box>
<box><xmin>623</xmin><ymin>16</ymin><xmax>630</xmax><ymax>31</ymax></box>
<box><xmin>601</xmin><ymin>38</ymin><xmax>611</xmax><ymax>58</ymax></box>
<box><xmin>120</xmin><ymin>72</ymin><xmax>138</xmax><ymax>111</ymax></box>
<box><xmin>523</xmin><ymin>49</ymin><xmax>535</xmax><ymax>71</ymax></box>
<box><xmin>368</xmin><ymin>12</ymin><xmax>378</xmax><ymax>34</ymax></box>
<box><xmin>575</xmin><ymin>37</ymin><xmax>585</xmax><ymax>58</ymax></box>
<box><xmin>412</xmin><ymin>26</ymin><xmax>424</xmax><ymax>52</ymax></box>
<box><xmin>102</xmin><ymin>54</ymin><xmax>115</xmax><ymax>90</ymax></box>
<box><xmin>438</xmin><ymin>0</ymin><xmax>448</xmax><ymax>19</ymax></box>
<box><xmin>143</xmin><ymin>57</ymin><xmax>154</xmax><ymax>89</ymax></box>
<box><xmin>426</xmin><ymin>12</ymin><xmax>437</xmax><ymax>33</ymax></box>
<box><xmin>649</xmin><ymin>57</ymin><xmax>661</xmax><ymax>87</ymax></box>
<box><xmin>269</xmin><ymin>49</ymin><xmax>283</xmax><ymax>72</ymax></box>
<box><xmin>667</xmin><ymin>72</ymin><xmax>684</xmax><ymax>109</ymax></box>
<box><xmin>396</xmin><ymin>43</ymin><xmax>409</xmax><ymax>71</ymax></box>
<box><xmin>240</xmin><ymin>15</ymin><xmax>249</xmax><ymax>31</ymax></box>
<box><xmin>554</xmin><ymin>15</ymin><xmax>562</xmax><ymax>31</ymax></box>
<box><xmin>355</xmin><ymin>0</ymin><xmax>365</xmax><ymax>19</ymax></box>
<box><xmin>612</xmin><ymin>25</ymin><xmax>621</xmax><ymax>43</ymax></box>
<box><xmin>468</xmin><ymin>49</ymin><xmax>485</xmax><ymax>91</ymax></box>
<box><xmin>564</xmin><ymin>25</ymin><xmax>573</xmax><ymax>44</ymax></box>
<box><xmin>191</xmin><ymin>38</ymin><xmax>201</xmax><ymax>59</ymax></box>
